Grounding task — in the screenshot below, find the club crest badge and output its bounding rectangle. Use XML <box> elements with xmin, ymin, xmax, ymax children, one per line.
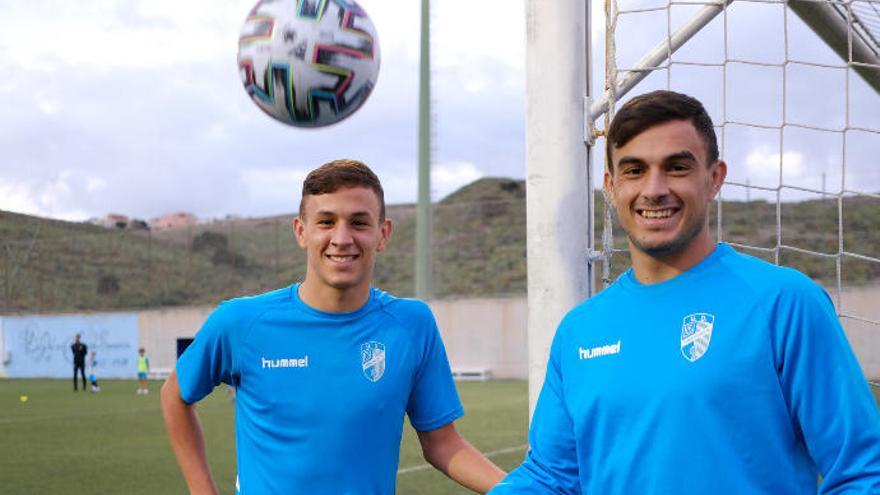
<box><xmin>361</xmin><ymin>341</ymin><xmax>386</xmax><ymax>382</ymax></box>
<box><xmin>680</xmin><ymin>313</ymin><xmax>714</xmax><ymax>362</ymax></box>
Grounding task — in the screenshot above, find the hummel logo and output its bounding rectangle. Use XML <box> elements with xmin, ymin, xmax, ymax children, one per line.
<box><xmin>262</xmin><ymin>355</ymin><xmax>309</xmax><ymax>369</ymax></box>
<box><xmin>579</xmin><ymin>340</ymin><xmax>621</xmax><ymax>360</ymax></box>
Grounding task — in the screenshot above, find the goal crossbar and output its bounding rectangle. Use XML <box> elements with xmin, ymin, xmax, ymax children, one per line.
<box><xmin>789</xmin><ymin>0</ymin><xmax>880</xmax><ymax>93</ymax></box>
<box><xmin>590</xmin><ymin>0</ymin><xmax>880</xmax><ymax>125</ymax></box>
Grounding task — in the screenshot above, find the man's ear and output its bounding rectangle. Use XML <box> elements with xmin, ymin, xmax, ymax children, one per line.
<box><xmin>376</xmin><ymin>219</ymin><xmax>393</xmax><ymax>252</ymax></box>
<box><xmin>603</xmin><ymin>168</ymin><xmax>615</xmax><ymax>202</ymax></box>
<box><xmin>709</xmin><ymin>160</ymin><xmax>727</xmax><ymax>198</ymax></box>
<box><xmin>293</xmin><ymin>216</ymin><xmax>307</xmax><ymax>249</ymax></box>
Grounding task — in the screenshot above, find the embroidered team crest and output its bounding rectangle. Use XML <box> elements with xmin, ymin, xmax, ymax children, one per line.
<box><xmin>680</xmin><ymin>313</ymin><xmax>714</xmax><ymax>362</ymax></box>
<box><xmin>361</xmin><ymin>341</ymin><xmax>386</xmax><ymax>382</ymax></box>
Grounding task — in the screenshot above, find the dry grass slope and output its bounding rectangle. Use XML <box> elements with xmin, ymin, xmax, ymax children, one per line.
<box><xmin>1</xmin><ymin>179</ymin><xmax>877</xmax><ymax>313</ymax></box>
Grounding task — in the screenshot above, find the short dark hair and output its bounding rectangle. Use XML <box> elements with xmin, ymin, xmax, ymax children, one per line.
<box><xmin>606</xmin><ymin>90</ymin><xmax>719</xmax><ymax>170</ymax></box>
<box><xmin>299</xmin><ymin>159</ymin><xmax>385</xmax><ymax>220</ymax></box>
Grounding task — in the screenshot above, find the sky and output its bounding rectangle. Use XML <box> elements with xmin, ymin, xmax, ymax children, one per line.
<box><xmin>0</xmin><ymin>0</ymin><xmax>877</xmax><ymax>222</ymax></box>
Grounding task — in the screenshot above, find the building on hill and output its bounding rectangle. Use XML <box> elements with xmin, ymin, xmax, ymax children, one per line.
<box><xmin>151</xmin><ymin>212</ymin><xmax>198</xmax><ymax>231</ymax></box>
<box><xmin>93</xmin><ymin>213</ymin><xmax>129</xmax><ymax>229</ymax></box>
<box><xmin>127</xmin><ymin>219</ymin><xmax>150</xmax><ymax>231</ymax></box>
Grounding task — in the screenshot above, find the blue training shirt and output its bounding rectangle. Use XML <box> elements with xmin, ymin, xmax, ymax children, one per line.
<box><xmin>492</xmin><ymin>243</ymin><xmax>880</xmax><ymax>494</ymax></box>
<box><xmin>176</xmin><ymin>285</ymin><xmax>464</xmax><ymax>494</ymax></box>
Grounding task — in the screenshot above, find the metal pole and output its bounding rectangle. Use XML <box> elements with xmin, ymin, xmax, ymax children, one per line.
<box><xmin>415</xmin><ymin>0</ymin><xmax>433</xmax><ymax>299</ymax></box>
<box><xmin>590</xmin><ymin>0</ymin><xmax>734</xmax><ymax>122</ymax></box>
<box><xmin>3</xmin><ymin>244</ymin><xmax>9</xmax><ymax>313</ymax></box>
<box><xmin>789</xmin><ymin>0</ymin><xmax>880</xmax><ymax>94</ymax></box>
<box><xmin>228</xmin><ymin>220</ymin><xmax>236</xmax><ymax>294</ymax></box>
<box><xmin>274</xmin><ymin>218</ymin><xmax>280</xmax><ymax>274</ymax></box>
<box><xmin>36</xmin><ymin>248</ymin><xmax>42</xmax><ymax>312</ymax></box>
<box><xmin>147</xmin><ymin>227</ymin><xmax>153</xmax><ymax>291</ymax></box>
<box><xmin>525</xmin><ymin>0</ymin><xmax>590</xmax><ymax>417</ymax></box>
<box><xmin>585</xmin><ymin>0</ymin><xmax>596</xmax><ymax>300</ymax></box>
<box><xmin>184</xmin><ymin>226</ymin><xmax>191</xmax><ymax>293</ymax></box>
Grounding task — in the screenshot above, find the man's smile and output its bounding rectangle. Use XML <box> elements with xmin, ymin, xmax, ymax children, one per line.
<box><xmin>327</xmin><ymin>254</ymin><xmax>359</xmax><ymax>263</ymax></box>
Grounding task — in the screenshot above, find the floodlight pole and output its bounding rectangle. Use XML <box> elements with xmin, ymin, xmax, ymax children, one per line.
<box><xmin>525</xmin><ymin>0</ymin><xmax>591</xmax><ymax>417</ymax></box>
<box><xmin>416</xmin><ymin>0</ymin><xmax>433</xmax><ymax>299</ymax></box>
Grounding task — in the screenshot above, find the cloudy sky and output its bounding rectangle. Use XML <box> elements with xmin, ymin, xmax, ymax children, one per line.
<box><xmin>0</xmin><ymin>0</ymin><xmax>877</xmax><ymax>222</ymax></box>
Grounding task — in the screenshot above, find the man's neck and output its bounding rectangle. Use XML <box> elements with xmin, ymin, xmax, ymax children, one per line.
<box><xmin>629</xmin><ymin>235</ymin><xmax>717</xmax><ymax>285</ymax></box>
<box><xmin>298</xmin><ymin>281</ymin><xmax>371</xmax><ymax>313</ymax></box>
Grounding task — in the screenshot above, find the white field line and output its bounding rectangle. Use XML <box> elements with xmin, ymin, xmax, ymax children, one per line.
<box><xmin>0</xmin><ymin>406</ymin><xmax>163</xmax><ymax>424</ymax></box>
<box><xmin>397</xmin><ymin>444</ymin><xmax>528</xmax><ymax>475</ymax></box>
<box><xmin>0</xmin><ymin>401</ymin><xmax>230</xmax><ymax>425</ymax></box>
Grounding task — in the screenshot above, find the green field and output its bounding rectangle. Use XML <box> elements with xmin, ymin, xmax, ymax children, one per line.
<box><xmin>3</xmin><ymin>379</ymin><xmax>878</xmax><ymax>494</ymax></box>
<box><xmin>0</xmin><ymin>379</ymin><xmax>529</xmax><ymax>494</ymax></box>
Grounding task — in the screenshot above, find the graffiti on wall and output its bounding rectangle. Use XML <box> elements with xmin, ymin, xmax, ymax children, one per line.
<box><xmin>1</xmin><ymin>313</ymin><xmax>139</xmax><ymax>378</ymax></box>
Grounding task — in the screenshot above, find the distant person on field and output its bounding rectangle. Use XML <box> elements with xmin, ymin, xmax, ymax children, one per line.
<box><xmin>490</xmin><ymin>90</ymin><xmax>880</xmax><ymax>494</ymax></box>
<box><xmin>137</xmin><ymin>348</ymin><xmax>150</xmax><ymax>395</ymax></box>
<box><xmin>161</xmin><ymin>159</ymin><xmax>506</xmax><ymax>494</ymax></box>
<box><xmin>88</xmin><ymin>351</ymin><xmax>100</xmax><ymax>393</ymax></box>
<box><xmin>71</xmin><ymin>334</ymin><xmax>88</xmax><ymax>392</ymax></box>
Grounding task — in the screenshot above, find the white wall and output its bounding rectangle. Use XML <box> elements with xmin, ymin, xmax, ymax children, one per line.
<box><xmin>837</xmin><ymin>286</ymin><xmax>880</xmax><ymax>381</ymax></box>
<box><xmin>2</xmin><ymin>287</ymin><xmax>877</xmax><ymax>380</ymax></box>
<box><xmin>0</xmin><ymin>319</ymin><xmax>5</xmax><ymax>378</ymax></box>
<box><xmin>431</xmin><ymin>297</ymin><xmax>528</xmax><ymax>379</ymax></box>
<box><xmin>129</xmin><ymin>298</ymin><xmax>530</xmax><ymax>379</ymax></box>
<box><xmin>138</xmin><ymin>306</ymin><xmax>215</xmax><ymax>371</ymax></box>
<box><xmin>0</xmin><ymin>312</ymin><xmax>139</xmax><ymax>378</ymax></box>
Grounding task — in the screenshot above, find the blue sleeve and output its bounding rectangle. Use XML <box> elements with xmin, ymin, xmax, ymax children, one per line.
<box><xmin>490</xmin><ymin>326</ymin><xmax>581</xmax><ymax>495</ymax></box>
<box><xmin>405</xmin><ymin>304</ymin><xmax>464</xmax><ymax>431</ymax></box>
<box><xmin>175</xmin><ymin>302</ymin><xmax>238</xmax><ymax>404</ymax></box>
<box><xmin>771</xmin><ymin>278</ymin><xmax>880</xmax><ymax>492</ymax></box>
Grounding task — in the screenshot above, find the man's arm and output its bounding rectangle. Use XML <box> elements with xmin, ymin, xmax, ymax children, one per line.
<box><xmin>417</xmin><ymin>422</ymin><xmax>506</xmax><ymax>494</ymax></box>
<box><xmin>489</xmin><ymin>326</ymin><xmax>582</xmax><ymax>495</ymax></box>
<box><xmin>773</xmin><ymin>279</ymin><xmax>880</xmax><ymax>491</ymax></box>
<box><xmin>160</xmin><ymin>370</ymin><xmax>219</xmax><ymax>495</ymax></box>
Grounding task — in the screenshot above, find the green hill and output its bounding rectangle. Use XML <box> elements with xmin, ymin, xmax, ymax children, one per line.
<box><xmin>1</xmin><ymin>178</ymin><xmax>877</xmax><ymax>314</ymax></box>
<box><xmin>0</xmin><ymin>209</ymin><xmax>271</xmax><ymax>312</ymax></box>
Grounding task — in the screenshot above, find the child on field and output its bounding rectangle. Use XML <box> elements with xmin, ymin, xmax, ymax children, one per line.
<box><xmin>88</xmin><ymin>352</ymin><xmax>100</xmax><ymax>393</ymax></box>
<box><xmin>136</xmin><ymin>348</ymin><xmax>150</xmax><ymax>395</ymax></box>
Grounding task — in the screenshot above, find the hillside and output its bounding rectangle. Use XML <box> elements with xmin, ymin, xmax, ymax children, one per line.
<box><xmin>1</xmin><ymin>178</ymin><xmax>878</xmax><ymax>314</ymax></box>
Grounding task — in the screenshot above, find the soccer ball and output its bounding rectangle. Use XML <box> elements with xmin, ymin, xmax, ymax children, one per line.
<box><xmin>237</xmin><ymin>0</ymin><xmax>381</xmax><ymax>128</ymax></box>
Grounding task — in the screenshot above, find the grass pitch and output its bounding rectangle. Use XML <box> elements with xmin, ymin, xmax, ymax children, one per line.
<box><xmin>0</xmin><ymin>379</ymin><xmax>528</xmax><ymax>494</ymax></box>
<box><xmin>2</xmin><ymin>379</ymin><xmax>878</xmax><ymax>494</ymax></box>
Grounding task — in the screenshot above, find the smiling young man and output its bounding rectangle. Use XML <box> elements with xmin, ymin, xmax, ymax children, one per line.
<box><xmin>489</xmin><ymin>91</ymin><xmax>880</xmax><ymax>494</ymax></box>
<box><xmin>161</xmin><ymin>159</ymin><xmax>505</xmax><ymax>494</ymax></box>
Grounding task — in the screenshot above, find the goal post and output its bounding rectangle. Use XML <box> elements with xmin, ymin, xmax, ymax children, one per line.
<box><xmin>524</xmin><ymin>0</ymin><xmax>592</xmax><ymax>416</ymax></box>
<box><xmin>526</xmin><ymin>0</ymin><xmax>880</xmax><ymax>413</ymax></box>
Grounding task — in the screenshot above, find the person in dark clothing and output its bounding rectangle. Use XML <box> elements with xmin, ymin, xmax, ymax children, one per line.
<box><xmin>71</xmin><ymin>334</ymin><xmax>88</xmax><ymax>391</ymax></box>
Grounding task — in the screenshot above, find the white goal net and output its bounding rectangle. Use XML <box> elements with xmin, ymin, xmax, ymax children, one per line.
<box><xmin>594</xmin><ymin>0</ymin><xmax>880</xmax><ymax>379</ymax></box>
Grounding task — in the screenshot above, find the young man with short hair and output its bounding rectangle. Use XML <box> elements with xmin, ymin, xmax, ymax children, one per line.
<box><xmin>161</xmin><ymin>159</ymin><xmax>505</xmax><ymax>494</ymax></box>
<box><xmin>490</xmin><ymin>91</ymin><xmax>880</xmax><ymax>494</ymax></box>
<box><xmin>71</xmin><ymin>333</ymin><xmax>88</xmax><ymax>392</ymax></box>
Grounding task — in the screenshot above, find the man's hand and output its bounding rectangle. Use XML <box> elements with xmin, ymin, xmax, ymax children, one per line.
<box><xmin>160</xmin><ymin>370</ymin><xmax>219</xmax><ymax>495</ymax></box>
<box><xmin>417</xmin><ymin>422</ymin><xmax>507</xmax><ymax>494</ymax></box>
